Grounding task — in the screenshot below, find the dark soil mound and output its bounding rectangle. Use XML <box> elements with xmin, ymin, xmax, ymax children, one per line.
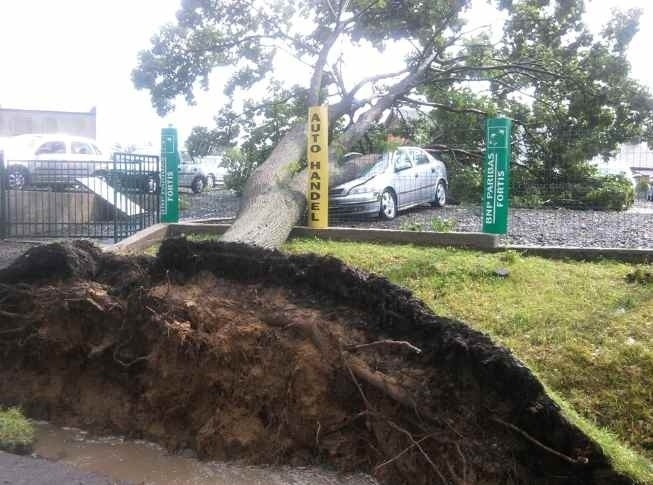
<box><xmin>0</xmin><ymin>239</ymin><xmax>632</xmax><ymax>484</ymax></box>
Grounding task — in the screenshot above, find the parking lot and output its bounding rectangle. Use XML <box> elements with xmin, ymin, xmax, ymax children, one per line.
<box><xmin>180</xmin><ymin>190</ymin><xmax>653</xmax><ymax>248</ymax></box>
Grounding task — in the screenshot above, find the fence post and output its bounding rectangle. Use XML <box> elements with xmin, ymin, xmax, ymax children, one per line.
<box><xmin>113</xmin><ymin>155</ymin><xmax>118</xmax><ymax>244</ymax></box>
<box><xmin>0</xmin><ymin>151</ymin><xmax>5</xmax><ymax>239</ymax></box>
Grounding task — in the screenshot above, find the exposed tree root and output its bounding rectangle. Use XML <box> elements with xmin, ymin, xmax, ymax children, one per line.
<box><xmin>0</xmin><ymin>240</ymin><xmax>634</xmax><ymax>485</ymax></box>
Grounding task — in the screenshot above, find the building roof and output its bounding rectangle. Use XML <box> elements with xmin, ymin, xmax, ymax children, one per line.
<box><xmin>0</xmin><ymin>107</ymin><xmax>96</xmax><ymax>116</ymax></box>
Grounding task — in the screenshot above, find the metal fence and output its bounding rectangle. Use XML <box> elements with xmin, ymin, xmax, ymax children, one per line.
<box><xmin>0</xmin><ymin>152</ymin><xmax>160</xmax><ymax>243</ymax></box>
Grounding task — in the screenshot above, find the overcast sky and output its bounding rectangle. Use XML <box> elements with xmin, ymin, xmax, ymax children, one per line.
<box><xmin>0</xmin><ymin>0</ymin><xmax>651</xmax><ymax>149</ymax></box>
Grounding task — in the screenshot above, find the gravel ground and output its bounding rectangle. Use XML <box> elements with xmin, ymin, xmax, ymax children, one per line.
<box><xmin>341</xmin><ymin>203</ymin><xmax>653</xmax><ymax>249</ymax></box>
<box><xmin>179</xmin><ymin>190</ymin><xmax>653</xmax><ymax>248</ymax></box>
<box><xmin>179</xmin><ymin>188</ymin><xmax>240</xmax><ymax>221</ymax></box>
<box><xmin>0</xmin><ymin>451</ymin><xmax>127</xmax><ymax>485</ymax></box>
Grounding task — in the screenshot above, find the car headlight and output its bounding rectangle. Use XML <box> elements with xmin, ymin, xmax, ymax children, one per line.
<box><xmin>348</xmin><ymin>185</ymin><xmax>377</xmax><ymax>195</ymax></box>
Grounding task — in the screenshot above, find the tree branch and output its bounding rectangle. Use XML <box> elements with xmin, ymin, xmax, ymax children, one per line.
<box><xmin>399</xmin><ymin>96</ymin><xmax>488</xmax><ymax>116</ymax></box>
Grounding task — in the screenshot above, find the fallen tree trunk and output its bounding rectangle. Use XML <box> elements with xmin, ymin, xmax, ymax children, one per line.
<box><xmin>221</xmin><ymin>120</ymin><xmax>381</xmax><ymax>248</ymax></box>
<box><xmin>221</xmin><ymin>49</ymin><xmax>437</xmax><ymax>249</ymax></box>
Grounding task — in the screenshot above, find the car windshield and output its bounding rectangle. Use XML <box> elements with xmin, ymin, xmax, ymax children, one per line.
<box><xmin>360</xmin><ymin>153</ymin><xmax>391</xmax><ymax>178</ymax></box>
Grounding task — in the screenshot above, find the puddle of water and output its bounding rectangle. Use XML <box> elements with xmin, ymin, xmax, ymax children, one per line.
<box><xmin>33</xmin><ymin>423</ymin><xmax>377</xmax><ymax>485</ymax></box>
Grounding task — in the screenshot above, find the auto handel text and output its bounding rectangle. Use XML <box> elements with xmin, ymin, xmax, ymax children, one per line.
<box><xmin>484</xmin><ymin>152</ymin><xmax>506</xmax><ymax>224</ymax></box>
<box><xmin>307</xmin><ymin>107</ymin><xmax>329</xmax><ymax>228</ymax></box>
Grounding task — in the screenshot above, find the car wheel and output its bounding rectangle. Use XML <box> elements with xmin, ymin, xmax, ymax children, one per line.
<box><xmin>380</xmin><ymin>189</ymin><xmax>397</xmax><ymax>220</ymax></box>
<box><xmin>206</xmin><ymin>174</ymin><xmax>215</xmax><ymax>189</ymax></box>
<box><xmin>6</xmin><ymin>167</ymin><xmax>28</xmax><ymax>190</ymax></box>
<box><xmin>191</xmin><ymin>176</ymin><xmax>205</xmax><ymax>194</ymax></box>
<box><xmin>431</xmin><ymin>181</ymin><xmax>447</xmax><ymax>207</ymax></box>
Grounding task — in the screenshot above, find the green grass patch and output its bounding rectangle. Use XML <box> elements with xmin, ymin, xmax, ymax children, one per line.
<box><xmin>0</xmin><ymin>407</ymin><xmax>34</xmax><ymax>454</ymax></box>
<box><xmin>284</xmin><ymin>238</ymin><xmax>653</xmax><ymax>483</ymax></box>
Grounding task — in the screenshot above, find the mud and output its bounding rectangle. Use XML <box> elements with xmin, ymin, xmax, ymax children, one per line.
<box><xmin>0</xmin><ymin>450</ymin><xmax>124</xmax><ymax>484</ymax></box>
<box><xmin>0</xmin><ymin>239</ymin><xmax>634</xmax><ymax>484</ymax></box>
<box><xmin>31</xmin><ymin>422</ymin><xmax>375</xmax><ymax>485</ymax></box>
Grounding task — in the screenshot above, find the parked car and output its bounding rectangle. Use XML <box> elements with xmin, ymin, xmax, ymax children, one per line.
<box><xmin>329</xmin><ymin>147</ymin><xmax>448</xmax><ymax>220</ymax></box>
<box><xmin>1</xmin><ymin>134</ymin><xmax>109</xmax><ymax>190</ymax></box>
<box><xmin>179</xmin><ymin>153</ymin><xmax>227</xmax><ymax>193</ymax></box>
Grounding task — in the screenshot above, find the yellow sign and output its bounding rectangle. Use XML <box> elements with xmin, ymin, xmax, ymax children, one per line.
<box><xmin>307</xmin><ymin>106</ymin><xmax>329</xmax><ymax>228</ymax></box>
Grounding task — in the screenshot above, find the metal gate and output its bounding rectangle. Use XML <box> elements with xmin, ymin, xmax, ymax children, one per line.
<box><xmin>0</xmin><ymin>151</ymin><xmax>160</xmax><ymax>243</ymax></box>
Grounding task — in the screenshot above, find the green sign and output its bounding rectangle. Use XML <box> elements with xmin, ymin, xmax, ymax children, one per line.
<box><xmin>482</xmin><ymin>118</ymin><xmax>512</xmax><ymax>234</ymax></box>
<box><xmin>160</xmin><ymin>127</ymin><xmax>179</xmax><ymax>223</ymax></box>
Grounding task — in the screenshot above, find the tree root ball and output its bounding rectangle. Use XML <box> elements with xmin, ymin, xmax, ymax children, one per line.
<box><xmin>0</xmin><ymin>239</ymin><xmax>632</xmax><ymax>484</ymax></box>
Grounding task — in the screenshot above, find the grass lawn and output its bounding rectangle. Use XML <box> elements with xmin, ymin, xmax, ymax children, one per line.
<box><xmin>0</xmin><ymin>408</ymin><xmax>34</xmax><ymax>454</ymax></box>
<box><xmin>284</xmin><ymin>239</ymin><xmax>653</xmax><ymax>483</ymax></box>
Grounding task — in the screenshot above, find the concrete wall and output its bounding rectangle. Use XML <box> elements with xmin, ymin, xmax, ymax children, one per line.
<box><xmin>0</xmin><ymin>108</ymin><xmax>96</xmax><ymax>138</ymax></box>
<box><xmin>2</xmin><ymin>190</ymin><xmax>112</xmax><ymax>236</ymax></box>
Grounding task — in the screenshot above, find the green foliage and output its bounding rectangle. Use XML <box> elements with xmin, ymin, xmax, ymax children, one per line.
<box><xmin>221</xmin><ymin>148</ymin><xmax>258</xmax><ymax>194</ymax></box>
<box><xmin>399</xmin><ymin>221</ymin><xmax>423</xmax><ymax>232</ymax></box>
<box><xmin>430</xmin><ymin>218</ymin><xmax>456</xmax><ymax>232</ymax></box>
<box><xmin>179</xmin><ymin>194</ymin><xmax>191</xmax><ymax>211</ymax></box>
<box><xmin>510</xmin><ymin>173</ymin><xmax>635</xmax><ymax>211</ymax></box>
<box><xmin>583</xmin><ymin>175</ymin><xmax>635</xmax><ymax>210</ymax></box>
<box><xmin>133</xmin><ymin>0</ymin><xmax>653</xmax><ymax>205</ymax></box>
<box><xmin>499</xmin><ymin>250</ymin><xmax>521</xmax><ymax>264</ymax></box>
<box><xmin>446</xmin><ymin>162</ymin><xmax>482</xmax><ymax>203</ymax></box>
<box><xmin>635</xmin><ymin>179</ymin><xmax>650</xmax><ymax>195</ymax></box>
<box><xmin>626</xmin><ymin>267</ymin><xmax>653</xmax><ymax>285</ymax></box>
<box><xmin>512</xmin><ymin>193</ymin><xmax>545</xmax><ymax>209</ymax></box>
<box><xmin>0</xmin><ymin>407</ymin><xmax>34</xmax><ymax>454</ymax></box>
<box><xmin>185</xmin><ymin>115</ymin><xmax>238</xmax><ymax>159</ymax></box>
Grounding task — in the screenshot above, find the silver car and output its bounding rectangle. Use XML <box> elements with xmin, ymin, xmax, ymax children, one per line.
<box><xmin>179</xmin><ymin>153</ymin><xmax>228</xmax><ymax>193</ymax></box>
<box><xmin>329</xmin><ymin>147</ymin><xmax>448</xmax><ymax>219</ymax></box>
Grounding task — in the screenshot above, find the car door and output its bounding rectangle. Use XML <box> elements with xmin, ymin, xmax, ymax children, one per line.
<box><xmin>392</xmin><ymin>149</ymin><xmax>417</xmax><ymax>208</ymax></box>
<box><xmin>414</xmin><ymin>148</ymin><xmax>438</xmax><ymax>203</ymax></box>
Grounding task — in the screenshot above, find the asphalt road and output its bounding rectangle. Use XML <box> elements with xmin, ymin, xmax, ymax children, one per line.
<box><xmin>0</xmin><ymin>451</ymin><xmax>127</xmax><ymax>485</ymax></box>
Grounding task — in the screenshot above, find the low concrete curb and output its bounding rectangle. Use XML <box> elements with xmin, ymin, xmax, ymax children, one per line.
<box><xmin>289</xmin><ymin>227</ymin><xmax>499</xmax><ymax>250</ymax></box>
<box><xmin>506</xmin><ymin>245</ymin><xmax>653</xmax><ymax>263</ymax></box>
<box><xmin>106</xmin><ymin>221</ymin><xmax>653</xmax><ymax>263</ymax></box>
<box><xmin>113</xmin><ymin>222</ymin><xmax>499</xmax><ymax>252</ymax></box>
<box><xmin>104</xmin><ymin>223</ymin><xmax>169</xmax><ymax>254</ymax></box>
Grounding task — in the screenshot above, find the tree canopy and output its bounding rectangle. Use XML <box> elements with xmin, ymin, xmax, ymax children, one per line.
<box><xmin>133</xmin><ymin>0</ymin><xmax>653</xmax><ymax>246</ymax></box>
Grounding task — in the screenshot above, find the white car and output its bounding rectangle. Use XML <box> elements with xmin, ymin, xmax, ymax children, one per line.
<box><xmin>1</xmin><ymin>134</ymin><xmax>109</xmax><ymax>189</ymax></box>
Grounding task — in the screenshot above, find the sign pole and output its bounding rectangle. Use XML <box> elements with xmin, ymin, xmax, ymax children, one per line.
<box><xmin>307</xmin><ymin>106</ymin><xmax>329</xmax><ymax>228</ymax></box>
<box><xmin>482</xmin><ymin>118</ymin><xmax>512</xmax><ymax>234</ymax></box>
<box><xmin>161</xmin><ymin>127</ymin><xmax>179</xmax><ymax>223</ymax></box>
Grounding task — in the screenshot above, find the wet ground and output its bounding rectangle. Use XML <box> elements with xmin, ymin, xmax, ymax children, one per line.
<box><xmin>23</xmin><ymin>423</ymin><xmax>376</xmax><ymax>485</ymax></box>
<box><xmin>0</xmin><ymin>449</ymin><xmax>123</xmax><ymax>485</ymax></box>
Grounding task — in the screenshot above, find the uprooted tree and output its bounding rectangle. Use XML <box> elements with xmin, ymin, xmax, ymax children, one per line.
<box><xmin>133</xmin><ymin>0</ymin><xmax>653</xmax><ymax>248</ymax></box>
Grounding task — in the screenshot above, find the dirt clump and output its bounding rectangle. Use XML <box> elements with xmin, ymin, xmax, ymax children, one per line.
<box><xmin>0</xmin><ymin>239</ymin><xmax>633</xmax><ymax>484</ymax></box>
